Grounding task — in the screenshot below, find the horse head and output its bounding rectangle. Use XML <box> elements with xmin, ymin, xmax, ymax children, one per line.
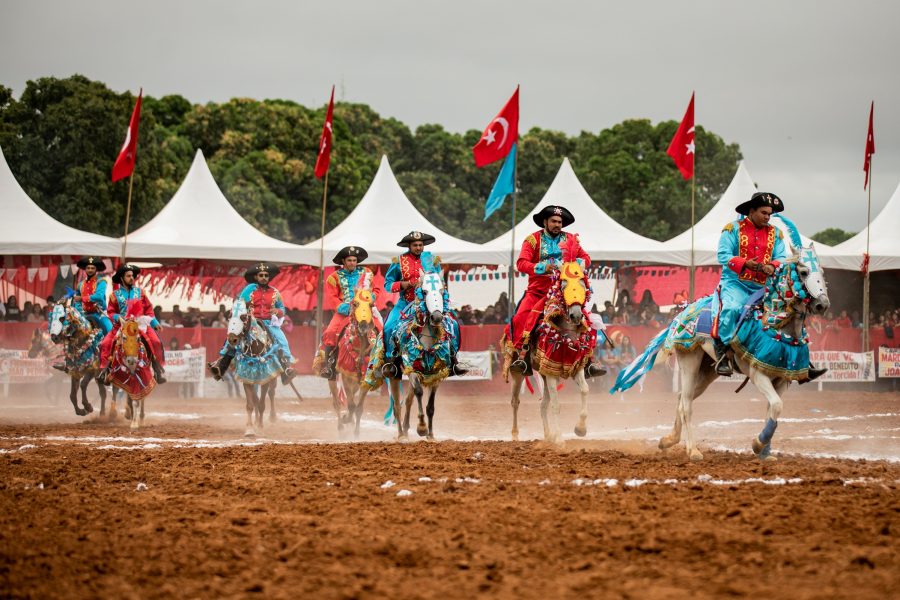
<box><xmin>795</xmin><ymin>244</ymin><xmax>830</xmax><ymax>316</ymax></box>
<box><xmin>558</xmin><ymin>260</ymin><xmax>588</xmax><ymax>326</ymax></box>
<box><xmin>48</xmin><ymin>302</ymin><xmax>67</xmax><ymax>343</ymax></box>
<box><xmin>227</xmin><ymin>298</ymin><xmax>249</xmax><ymax>345</ymax></box>
<box><xmin>352</xmin><ymin>287</ymin><xmax>375</xmax><ymax>335</ymax></box>
<box><xmin>119</xmin><ymin>318</ymin><xmax>143</xmax><ymax>373</ymax></box>
<box><xmin>419</xmin><ymin>271</ymin><xmax>445</xmax><ymax>327</ymax></box>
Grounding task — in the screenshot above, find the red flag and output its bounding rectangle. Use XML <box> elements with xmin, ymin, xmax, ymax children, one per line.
<box><xmin>473</xmin><ymin>86</ymin><xmax>519</xmax><ymax>168</ymax></box>
<box><xmin>667</xmin><ymin>92</ymin><xmax>695</xmax><ymax>180</ymax></box>
<box><xmin>864</xmin><ymin>101</ymin><xmax>875</xmax><ymax>190</ymax></box>
<box><xmin>314</xmin><ymin>86</ymin><xmax>335</xmax><ymax>179</ymax></box>
<box><xmin>111</xmin><ymin>89</ymin><xmax>142</xmax><ymax>182</ymax></box>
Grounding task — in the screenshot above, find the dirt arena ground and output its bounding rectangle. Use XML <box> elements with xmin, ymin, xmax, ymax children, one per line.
<box><xmin>1</xmin><ymin>383</ymin><xmax>898</xmax><ymax>598</ymax></box>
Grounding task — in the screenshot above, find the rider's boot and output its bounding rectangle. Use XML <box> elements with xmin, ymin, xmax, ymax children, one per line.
<box><xmin>98</xmin><ymin>365</ymin><xmax>111</xmax><ymax>384</ymax></box>
<box><xmin>151</xmin><ymin>358</ymin><xmax>167</xmax><ymax>384</ymax></box>
<box><xmin>319</xmin><ymin>345</ymin><xmax>337</xmax><ymax>380</ymax></box>
<box><xmin>509</xmin><ymin>346</ymin><xmax>529</xmax><ymax>375</ymax></box>
<box><xmin>52</xmin><ymin>361</ymin><xmax>69</xmax><ymax>373</ymax></box>
<box><xmin>208</xmin><ymin>353</ymin><xmax>233</xmax><ymax>381</ymax></box>
<box><xmin>714</xmin><ymin>338</ymin><xmax>733</xmax><ymax>377</ymax></box>
<box><xmin>584</xmin><ymin>361</ymin><xmax>607</xmax><ymax>378</ymax></box>
<box><xmin>448</xmin><ymin>352</ymin><xmax>469</xmax><ymax>377</ymax></box>
<box><xmin>799</xmin><ymin>362</ymin><xmax>828</xmax><ymax>385</ymax></box>
<box><xmin>381</xmin><ymin>353</ymin><xmax>400</xmax><ymax>379</ymax></box>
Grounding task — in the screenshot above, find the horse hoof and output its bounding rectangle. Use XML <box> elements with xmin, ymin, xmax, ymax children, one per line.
<box><xmin>75</xmin><ymin>408</ymin><xmax>86</xmax><ymax>417</ymax></box>
<box><xmin>659</xmin><ymin>436</ymin><xmax>676</xmax><ymax>450</ymax></box>
<box><xmin>245</xmin><ymin>430</ymin><xmax>256</xmax><ymax>438</ymax></box>
<box><xmin>426</xmin><ymin>434</ymin><xmax>435</xmax><ymax>442</ymax></box>
<box><xmin>761</xmin><ymin>455</ymin><xmax>778</xmax><ymax>463</ymax></box>
<box><xmin>84</xmin><ymin>403</ymin><xmax>93</xmax><ymax>414</ymax></box>
<box><xmin>397</xmin><ymin>434</ymin><xmax>408</xmax><ymax>442</ymax></box>
<box><xmin>416</xmin><ymin>424</ymin><xmax>428</xmax><ymax>437</ymax></box>
<box><xmin>751</xmin><ymin>437</ymin><xmax>765</xmax><ymax>454</ymax></box>
<box><xmin>574</xmin><ymin>425</ymin><xmax>587</xmax><ymax>437</ymax></box>
<box><xmin>689</xmin><ymin>449</ymin><xmax>704</xmax><ymax>462</ymax></box>
<box><xmin>511</xmin><ymin>432</ymin><xmax>519</xmax><ymax>442</ymax></box>
<box><xmin>124</xmin><ymin>406</ymin><xmax>133</xmax><ymax>421</ymax></box>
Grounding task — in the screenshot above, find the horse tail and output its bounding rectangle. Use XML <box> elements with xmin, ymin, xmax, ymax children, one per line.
<box><xmin>609</xmin><ymin>320</ymin><xmax>677</xmax><ymax>393</ymax></box>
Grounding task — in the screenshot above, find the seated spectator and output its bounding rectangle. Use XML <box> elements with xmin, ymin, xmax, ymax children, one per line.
<box><xmin>834</xmin><ymin>310</ymin><xmax>852</xmax><ymax>328</ymax></box>
<box><xmin>850</xmin><ymin>311</ymin><xmax>862</xmax><ymax>328</ymax></box>
<box><xmin>4</xmin><ymin>295</ymin><xmax>22</xmax><ymax>321</ymax></box>
<box><xmin>211</xmin><ymin>312</ymin><xmax>228</xmax><ymax>328</ymax></box>
<box><xmin>26</xmin><ymin>303</ymin><xmax>43</xmax><ymax>323</ymax></box>
<box><xmin>171</xmin><ymin>304</ymin><xmax>185</xmax><ymax>327</ymax></box>
<box><xmin>615</xmin><ymin>289</ymin><xmax>632</xmax><ymax>313</ymax></box>
<box><xmin>639</xmin><ymin>290</ymin><xmax>659</xmax><ymax>317</ymax></box>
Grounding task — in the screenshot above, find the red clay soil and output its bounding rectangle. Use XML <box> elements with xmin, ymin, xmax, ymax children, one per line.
<box><xmin>1</xmin><ymin>425</ymin><xmax>898</xmax><ymax>599</ymax></box>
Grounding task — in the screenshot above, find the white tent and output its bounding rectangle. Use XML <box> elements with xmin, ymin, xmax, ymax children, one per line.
<box><xmin>484</xmin><ymin>158</ymin><xmax>672</xmax><ymax>263</ymax></box>
<box><xmin>660</xmin><ymin>162</ymin><xmax>823</xmax><ymax>266</ymax></box>
<box><xmin>819</xmin><ymin>180</ymin><xmax>900</xmax><ymax>272</ymax></box>
<box><xmin>303</xmin><ymin>155</ymin><xmax>507</xmax><ymax>265</ymax></box>
<box><xmin>124</xmin><ymin>150</ymin><xmax>318</xmax><ymax>264</ymax></box>
<box><xmin>0</xmin><ymin>145</ymin><xmax>121</xmax><ymax>256</ymax></box>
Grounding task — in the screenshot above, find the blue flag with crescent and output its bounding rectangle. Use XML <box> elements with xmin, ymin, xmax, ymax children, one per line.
<box><xmin>483</xmin><ymin>143</ymin><xmax>517</xmax><ymax>220</ymax></box>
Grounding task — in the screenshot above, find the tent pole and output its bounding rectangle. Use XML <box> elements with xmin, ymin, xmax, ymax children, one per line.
<box><xmin>315</xmin><ymin>171</ymin><xmax>329</xmax><ymax>344</ymax></box>
<box><xmin>120</xmin><ymin>171</ymin><xmax>135</xmax><ymax>263</ymax></box>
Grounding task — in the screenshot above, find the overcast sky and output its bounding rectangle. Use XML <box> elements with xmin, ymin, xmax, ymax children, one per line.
<box><xmin>2</xmin><ymin>0</ymin><xmax>898</xmax><ymax>237</ymax></box>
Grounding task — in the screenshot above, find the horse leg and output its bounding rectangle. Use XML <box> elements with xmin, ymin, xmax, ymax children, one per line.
<box><xmin>109</xmin><ymin>386</ymin><xmax>119</xmax><ymax>420</ymax></box>
<box><xmin>539</xmin><ymin>375</ymin><xmax>551</xmax><ymax>440</ymax></box>
<box><xmin>680</xmin><ymin>348</ymin><xmax>716</xmax><ymax>461</ymax></box>
<box><xmin>79</xmin><ymin>374</ymin><xmax>94</xmax><ymax>415</ymax></box>
<box><xmin>547</xmin><ymin>375</ymin><xmax>562</xmax><ymax>444</ymax></box>
<box><xmin>353</xmin><ymin>384</ymin><xmax>368</xmax><ymax>439</ymax></box>
<box><xmin>425</xmin><ymin>384</ymin><xmax>437</xmax><ymax>441</ymax></box>
<box><xmin>243</xmin><ymin>383</ymin><xmax>256</xmax><ymax>437</ymax></box>
<box><xmin>268</xmin><ymin>383</ymin><xmax>276</xmax><ymax>423</ymax></box>
<box><xmin>255</xmin><ymin>382</ymin><xmax>267</xmax><ymax>429</ymax></box>
<box><xmin>130</xmin><ymin>396</ymin><xmax>141</xmax><ymax>430</ymax></box>
<box><xmin>403</xmin><ymin>376</ymin><xmax>416</xmax><ymax>439</ymax></box>
<box><xmin>328</xmin><ymin>379</ymin><xmax>343</xmax><ymax>430</ymax></box>
<box><xmin>97</xmin><ymin>377</ymin><xmax>107</xmax><ymax>416</ymax></box>
<box><xmin>511</xmin><ymin>372</ymin><xmax>524</xmax><ymax>441</ymax></box>
<box><xmin>413</xmin><ymin>375</ymin><xmax>428</xmax><ymax>437</ymax></box>
<box><xmin>390</xmin><ymin>378</ymin><xmax>406</xmax><ymax>441</ymax></box>
<box><xmin>749</xmin><ymin>364</ymin><xmax>786</xmax><ymax>462</ymax></box>
<box><xmin>69</xmin><ymin>376</ymin><xmax>84</xmax><ymax>416</ymax></box>
<box><xmin>572</xmin><ymin>369</ymin><xmax>590</xmax><ymax>437</ymax></box>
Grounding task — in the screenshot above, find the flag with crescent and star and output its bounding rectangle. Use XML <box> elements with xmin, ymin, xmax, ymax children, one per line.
<box><xmin>483</xmin><ymin>143</ymin><xmax>517</xmax><ymax>220</ymax></box>
<box><xmin>314</xmin><ymin>85</ymin><xmax>335</xmax><ymax>179</ymax></box>
<box><xmin>111</xmin><ymin>89</ymin><xmax>142</xmax><ymax>182</ymax></box>
<box><xmin>667</xmin><ymin>92</ymin><xmax>695</xmax><ymax>180</ymax></box>
<box><xmin>863</xmin><ymin>101</ymin><xmax>875</xmax><ymax>190</ymax></box>
<box><xmin>472</xmin><ymin>86</ymin><xmax>519</xmax><ymax>168</ymax></box>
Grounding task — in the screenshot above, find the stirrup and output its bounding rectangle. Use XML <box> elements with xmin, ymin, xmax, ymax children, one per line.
<box><xmin>281</xmin><ymin>367</ymin><xmax>296</xmax><ymax>385</ymax></box>
<box><xmin>98</xmin><ymin>366</ymin><xmax>111</xmax><ymax>384</ymax></box>
<box><xmin>585</xmin><ymin>363</ymin><xmax>607</xmax><ymax>378</ymax></box>
<box><xmin>207</xmin><ymin>360</ymin><xmax>224</xmax><ymax>381</ymax></box>
<box><xmin>450</xmin><ymin>362</ymin><xmax>469</xmax><ymax>377</ymax></box>
<box><xmin>715</xmin><ymin>355</ymin><xmax>733</xmax><ymax>377</ymax></box>
<box><xmin>509</xmin><ymin>358</ymin><xmax>528</xmax><ymax>374</ymax></box>
<box><xmin>381</xmin><ymin>361</ymin><xmax>399</xmax><ymax>379</ymax></box>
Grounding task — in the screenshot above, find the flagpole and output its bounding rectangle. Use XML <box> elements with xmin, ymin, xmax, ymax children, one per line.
<box><xmin>315</xmin><ymin>171</ymin><xmax>329</xmax><ymax>343</ymax></box>
<box><xmin>689</xmin><ymin>174</ymin><xmax>696</xmax><ymax>302</ymax></box>
<box><xmin>862</xmin><ymin>159</ymin><xmax>872</xmax><ymax>354</ymax></box>
<box><xmin>120</xmin><ymin>171</ymin><xmax>135</xmax><ymax>262</ymax></box>
<box><xmin>508</xmin><ymin>158</ymin><xmax>518</xmax><ymax>323</ymax></box>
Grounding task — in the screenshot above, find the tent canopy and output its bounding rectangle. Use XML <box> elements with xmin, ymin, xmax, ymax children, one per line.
<box><xmin>485</xmin><ymin>158</ymin><xmax>671</xmax><ymax>263</ymax></box>
<box><xmin>303</xmin><ymin>155</ymin><xmax>507</xmax><ymax>265</ymax></box>
<box><xmin>660</xmin><ymin>162</ymin><xmax>823</xmax><ymax>266</ymax></box>
<box><xmin>0</xmin><ymin>145</ymin><xmax>121</xmax><ymax>256</ymax></box>
<box><xmin>819</xmin><ymin>179</ymin><xmax>900</xmax><ymax>272</ymax></box>
<box><xmin>124</xmin><ymin>150</ymin><xmax>318</xmax><ymax>264</ymax></box>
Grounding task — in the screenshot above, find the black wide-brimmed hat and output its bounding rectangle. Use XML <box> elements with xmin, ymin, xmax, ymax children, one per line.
<box><xmin>397</xmin><ymin>231</ymin><xmax>436</xmax><ymax>247</ymax></box>
<box><xmin>112</xmin><ymin>264</ymin><xmax>141</xmax><ymax>284</ymax></box>
<box><xmin>333</xmin><ymin>246</ymin><xmax>369</xmax><ymax>265</ymax></box>
<box><xmin>735</xmin><ymin>192</ymin><xmax>784</xmax><ymax>216</ymax></box>
<box><xmin>532</xmin><ymin>205</ymin><xmax>575</xmax><ymax>228</ymax></box>
<box><xmin>76</xmin><ymin>257</ymin><xmax>107</xmax><ymax>273</ymax></box>
<box><xmin>244</xmin><ymin>262</ymin><xmax>281</xmax><ymax>283</ymax></box>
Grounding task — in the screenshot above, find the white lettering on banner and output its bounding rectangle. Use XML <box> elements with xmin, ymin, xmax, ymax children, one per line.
<box><xmin>406</xmin><ymin>350</ymin><xmax>493</xmax><ymax>381</ymax></box>
<box><xmin>0</xmin><ymin>348</ymin><xmax>51</xmax><ymax>385</ymax></box>
<box><xmin>163</xmin><ymin>348</ymin><xmax>206</xmax><ymax>383</ymax></box>
<box><xmin>810</xmin><ymin>351</ymin><xmax>875</xmax><ymax>382</ymax></box>
<box><xmin>878</xmin><ymin>347</ymin><xmax>900</xmax><ymax>378</ymax></box>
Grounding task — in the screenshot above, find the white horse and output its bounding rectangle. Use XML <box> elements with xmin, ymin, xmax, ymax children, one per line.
<box><xmin>614</xmin><ymin>243</ymin><xmax>830</xmax><ymax>461</ymax></box>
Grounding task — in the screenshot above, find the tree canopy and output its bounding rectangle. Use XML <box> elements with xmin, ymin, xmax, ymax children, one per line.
<box><xmin>811</xmin><ymin>227</ymin><xmax>855</xmax><ymax>246</ymax></box>
<box><xmin>0</xmin><ymin>75</ymin><xmax>743</xmax><ymax>244</ymax></box>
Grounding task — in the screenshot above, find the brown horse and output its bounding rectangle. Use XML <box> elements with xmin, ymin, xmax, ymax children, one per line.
<box><xmin>47</xmin><ymin>301</ymin><xmax>108</xmax><ymax>416</ymax></box>
<box><xmin>106</xmin><ymin>308</ymin><xmax>158</xmax><ymax>430</ymax></box>
<box><xmin>502</xmin><ymin>261</ymin><xmax>598</xmax><ymax>444</ymax></box>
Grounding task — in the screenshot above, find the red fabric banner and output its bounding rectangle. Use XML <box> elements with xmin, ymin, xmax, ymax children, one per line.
<box><xmin>667</xmin><ymin>92</ymin><xmax>695</xmax><ymax>180</ymax></box>
<box><xmin>472</xmin><ymin>86</ymin><xmax>519</xmax><ymax>168</ymax></box>
<box><xmin>314</xmin><ymin>86</ymin><xmax>335</xmax><ymax>179</ymax></box>
<box><xmin>112</xmin><ymin>90</ymin><xmax>142</xmax><ymax>182</ymax></box>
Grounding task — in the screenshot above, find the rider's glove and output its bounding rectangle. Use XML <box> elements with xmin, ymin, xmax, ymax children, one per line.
<box><xmin>337</xmin><ymin>302</ymin><xmax>351</xmax><ymax>316</ymax></box>
<box><xmin>535</xmin><ymin>260</ymin><xmax>551</xmax><ymax>275</ymax></box>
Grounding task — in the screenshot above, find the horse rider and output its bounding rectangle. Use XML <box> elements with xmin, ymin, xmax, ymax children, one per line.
<box><xmin>97</xmin><ymin>264</ymin><xmax>167</xmax><ymax>384</ymax></box>
<box><xmin>713</xmin><ymin>191</ymin><xmax>826</xmax><ymax>381</ymax></box>
<box><xmin>380</xmin><ymin>231</ymin><xmax>467</xmax><ymax>378</ymax></box>
<box><xmin>53</xmin><ymin>256</ymin><xmax>112</xmax><ymax>372</ymax></box>
<box><xmin>207</xmin><ymin>262</ymin><xmax>297</xmax><ymax>384</ymax></box>
<box><xmin>316</xmin><ymin>245</ymin><xmax>383</xmax><ymax>379</ymax></box>
<box><xmin>507</xmin><ymin>205</ymin><xmax>606</xmax><ymax>378</ymax></box>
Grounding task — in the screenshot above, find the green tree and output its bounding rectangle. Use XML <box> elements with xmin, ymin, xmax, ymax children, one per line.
<box><xmin>811</xmin><ymin>227</ymin><xmax>854</xmax><ymax>246</ymax></box>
